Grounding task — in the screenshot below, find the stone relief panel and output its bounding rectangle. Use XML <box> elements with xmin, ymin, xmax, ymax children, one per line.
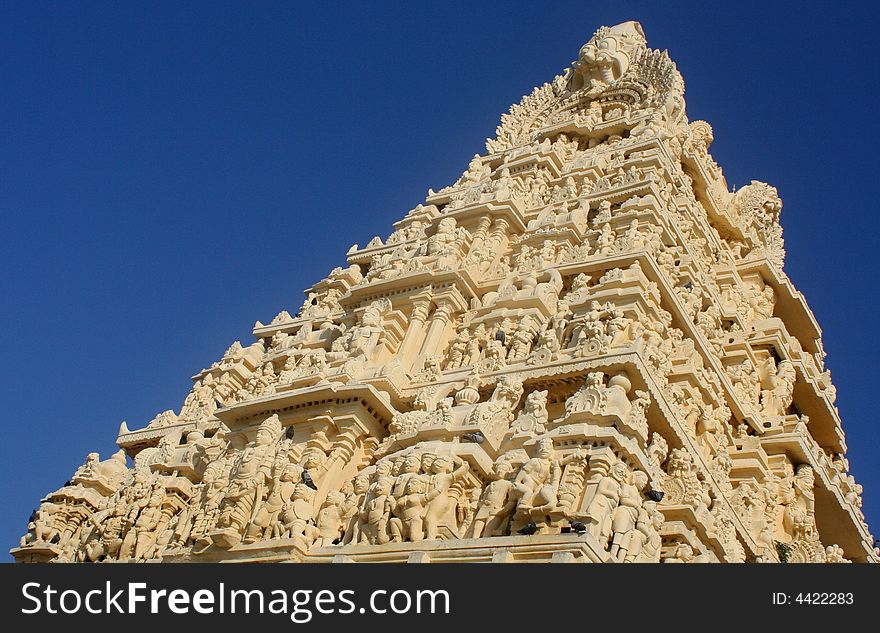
<box><xmin>14</xmin><ymin>20</ymin><xmax>873</xmax><ymax>564</ymax></box>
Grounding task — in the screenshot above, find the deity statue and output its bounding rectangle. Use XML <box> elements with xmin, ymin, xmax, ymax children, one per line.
<box><xmin>760</xmin><ymin>359</ymin><xmax>796</xmax><ymax>419</ymax></box>
<box><xmin>425</xmin><ymin>217</ymin><xmax>461</xmax><ymax>262</ymax></box>
<box><xmin>609</xmin><ymin>469</ymin><xmax>649</xmax><ymax>561</ymax></box>
<box><xmin>361</xmin><ymin>476</ymin><xmax>395</xmax><ymax>545</ymax></box>
<box><xmin>783</xmin><ymin>464</ymin><xmax>817</xmax><ymax>542</ymax></box>
<box><xmin>389</xmin><ymin>477</ymin><xmax>441</xmax><ymax>543</ymax></box>
<box><xmin>506</xmin><ymin>322</ymin><xmax>535</xmax><ymax>362</ymax></box>
<box><xmin>509</xmin><ymin>439</ymin><xmax>581</xmax><ymax>529</ymax></box>
<box><xmin>280</xmin><ymin>483</ymin><xmax>318</xmax><ymax>541</ymax></box>
<box><xmin>585</xmin><ymin>461</ymin><xmax>628</xmax><ymax>544</ymax></box>
<box><xmin>445</xmin><ymin>328</ymin><xmax>470</xmax><ymax>369</ymax></box>
<box><xmin>424</xmin><ymin>455</ymin><xmax>469</xmax><ymax>540</ymax></box>
<box><xmin>511</xmin><ymin>390</ymin><xmax>549</xmax><ymax>436</ymax></box>
<box><xmin>213</xmin><ymin>415</ymin><xmax>283</xmax><ymax>547</ymax></box>
<box><xmin>470</xmin><ymin>457</ymin><xmax>517</xmax><ymax>538</ymax></box>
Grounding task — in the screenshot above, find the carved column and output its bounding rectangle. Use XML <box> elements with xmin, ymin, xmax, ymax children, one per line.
<box><xmin>486</xmin><ymin>218</ymin><xmax>510</xmax><ymax>253</ymax></box>
<box><xmin>466</xmin><ymin>215</ymin><xmax>493</xmax><ymax>258</ymax></box>
<box><xmin>397</xmin><ymin>293</ymin><xmax>432</xmax><ymax>367</ymax></box>
<box><xmin>416</xmin><ymin>300</ymin><xmax>456</xmax><ymax>364</ymax></box>
<box><xmin>312</xmin><ymin>420</ymin><xmax>365</xmax><ymax>509</ymax></box>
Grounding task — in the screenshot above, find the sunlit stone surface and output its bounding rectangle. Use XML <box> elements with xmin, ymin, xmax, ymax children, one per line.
<box><xmin>13</xmin><ymin>21</ymin><xmax>875</xmax><ymax>563</ymax></box>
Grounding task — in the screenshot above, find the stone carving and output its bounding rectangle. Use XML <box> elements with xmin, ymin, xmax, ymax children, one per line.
<box><xmin>511</xmin><ymin>390</ymin><xmax>549</xmax><ymax>436</ymax></box>
<box><xmin>470</xmin><ymin>455</ymin><xmax>517</xmax><ymax>538</ymax></box>
<box><xmin>14</xmin><ymin>20</ymin><xmax>874</xmax><ymax>566</ymax></box>
<box><xmin>211</xmin><ymin>415</ymin><xmax>284</xmax><ymax>548</ymax></box>
<box><xmin>509</xmin><ymin>439</ymin><xmax>584</xmax><ymax>532</ymax></box>
<box><xmin>729</xmin><ymin>181</ymin><xmax>785</xmax><ymax>268</ymax></box>
<box><xmin>759</xmin><ymin>358</ymin><xmax>796</xmax><ymax>420</ymax></box>
<box><xmin>583</xmin><ymin>461</ymin><xmax>628</xmax><ymax>543</ymax></box>
<box><xmin>563</xmin><ymin>372</ymin><xmax>649</xmax><ymax>443</ymax></box>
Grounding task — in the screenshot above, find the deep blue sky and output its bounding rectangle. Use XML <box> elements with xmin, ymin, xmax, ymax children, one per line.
<box><xmin>2</xmin><ymin>1</ymin><xmax>878</xmax><ymax>558</ymax></box>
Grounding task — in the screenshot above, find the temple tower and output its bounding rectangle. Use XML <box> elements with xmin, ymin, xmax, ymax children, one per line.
<box><xmin>14</xmin><ymin>21</ymin><xmax>874</xmax><ymax>563</ymax></box>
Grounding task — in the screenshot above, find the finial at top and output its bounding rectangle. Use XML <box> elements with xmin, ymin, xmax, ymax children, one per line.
<box><xmin>573</xmin><ymin>21</ymin><xmax>648</xmax><ymax>91</ymax></box>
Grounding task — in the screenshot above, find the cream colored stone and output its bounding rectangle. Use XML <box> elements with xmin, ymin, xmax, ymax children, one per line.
<box><xmin>12</xmin><ymin>20</ymin><xmax>876</xmax><ymax>564</ymax></box>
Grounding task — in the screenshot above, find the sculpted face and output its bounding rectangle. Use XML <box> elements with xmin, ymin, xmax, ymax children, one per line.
<box><xmin>611</xmin><ymin>463</ymin><xmax>628</xmax><ymax>481</ymax></box>
<box><xmin>526</xmin><ymin>391</ymin><xmax>547</xmax><ymax>413</ymax></box>
<box><xmin>255</xmin><ymin>427</ymin><xmax>275</xmax><ymax>447</ymax></box>
<box><xmin>303</xmin><ymin>449</ymin><xmax>324</xmax><ymax>469</ymax></box>
<box><xmin>375</xmin><ymin>479</ymin><xmax>393</xmax><ymax>497</ymax></box>
<box><xmin>495</xmin><ymin>460</ymin><xmax>514</xmax><ymax>480</ymax></box>
<box><xmin>403</xmin><ymin>454</ymin><xmax>421</xmax><ymax>473</ymax></box>
<box><xmin>293</xmin><ymin>483</ymin><xmax>312</xmax><ymax>500</ymax></box>
<box><xmin>537</xmin><ymin>439</ymin><xmax>553</xmax><ymax>459</ymax></box>
<box><xmin>354</xmin><ymin>475</ymin><xmax>370</xmax><ymax>494</ymax></box>
<box><xmin>405</xmin><ymin>478</ymin><xmax>426</xmax><ymax>495</ymax></box>
<box><xmin>431</xmin><ymin>456</ymin><xmax>452</xmax><ymax>474</ymax></box>
<box><xmin>632</xmin><ymin>470</ymin><xmax>648</xmax><ymax>490</ymax></box>
<box><xmin>391</xmin><ymin>457</ymin><xmax>405</xmax><ymax>476</ymax></box>
<box><xmin>203</xmin><ymin>460</ymin><xmax>223</xmax><ymax>482</ymax></box>
<box><xmin>420</xmin><ymin>453</ymin><xmax>437</xmax><ymax>473</ymax></box>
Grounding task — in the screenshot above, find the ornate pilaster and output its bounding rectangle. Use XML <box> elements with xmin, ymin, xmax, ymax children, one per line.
<box><xmin>397</xmin><ymin>292</ymin><xmax>432</xmax><ymax>367</ymax></box>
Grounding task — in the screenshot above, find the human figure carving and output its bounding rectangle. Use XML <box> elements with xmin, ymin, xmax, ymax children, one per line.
<box><xmin>510</xmin><ymin>439</ymin><xmax>581</xmax><ymax>529</ymax></box>
<box><xmin>215</xmin><ymin>415</ymin><xmax>282</xmax><ymax>544</ymax></box>
<box><xmin>424</xmin><ymin>455</ymin><xmax>469</xmax><ymax>540</ymax></box>
<box><xmin>507</xmin><ymin>323</ymin><xmax>535</xmax><ymax>361</ymax></box>
<box><xmin>585</xmin><ymin>461</ymin><xmax>628</xmax><ymax>544</ymax></box>
<box><xmin>609</xmin><ymin>470</ymin><xmax>649</xmax><ymax>561</ymax></box>
<box><xmin>511</xmin><ymin>390</ymin><xmax>549</xmax><ymax>436</ymax></box>
<box><xmin>253</xmin><ymin>462</ymin><xmax>299</xmax><ymax>540</ymax></box>
<box><xmin>470</xmin><ymin>458</ymin><xmax>517</xmax><ymax>538</ymax></box>
<box><xmin>627</xmin><ymin>500</ymin><xmax>664</xmax><ymax>562</ymax></box>
<box><xmin>760</xmin><ymin>358</ymin><xmax>796</xmax><ymax>418</ymax></box>
<box><xmin>313</xmin><ymin>491</ymin><xmax>347</xmax><ymax>546</ymax></box>
<box><xmin>389</xmin><ymin>477</ymin><xmax>441</xmax><ymax>543</ymax></box>
<box><xmin>783</xmin><ymin>464</ymin><xmax>817</xmax><ymax>542</ymax></box>
<box><xmin>361</xmin><ymin>476</ymin><xmax>395</xmax><ymax>545</ymax></box>
<box><xmin>279</xmin><ymin>483</ymin><xmax>318</xmax><ymax>541</ymax></box>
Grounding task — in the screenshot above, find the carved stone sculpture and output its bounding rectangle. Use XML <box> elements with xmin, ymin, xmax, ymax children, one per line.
<box><xmin>14</xmin><ymin>20</ymin><xmax>874</xmax><ymax>565</ymax></box>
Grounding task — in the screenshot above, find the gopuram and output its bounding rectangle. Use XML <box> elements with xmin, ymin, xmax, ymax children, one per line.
<box><xmin>13</xmin><ymin>21</ymin><xmax>875</xmax><ymax>563</ymax></box>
